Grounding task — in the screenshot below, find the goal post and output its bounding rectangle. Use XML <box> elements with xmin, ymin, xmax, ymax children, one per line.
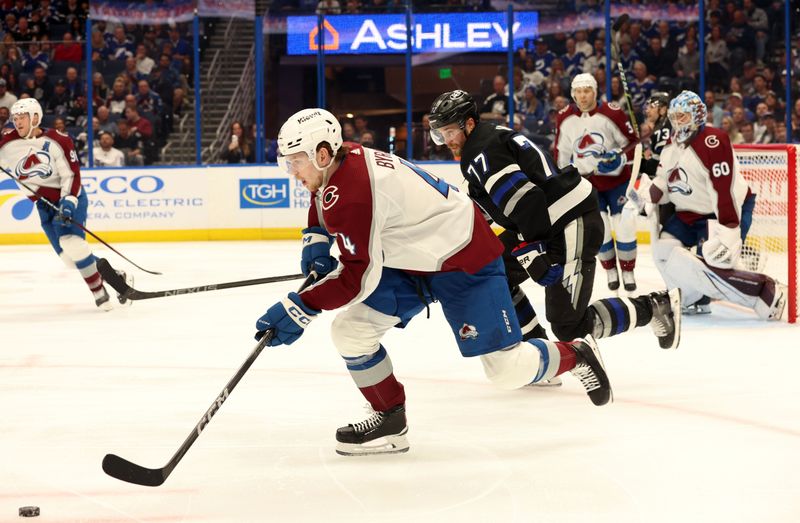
<box><xmin>733</xmin><ymin>144</ymin><xmax>798</xmax><ymax>323</ymax></box>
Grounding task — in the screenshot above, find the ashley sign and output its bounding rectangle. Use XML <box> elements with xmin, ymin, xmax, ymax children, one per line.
<box><xmin>287</xmin><ymin>12</ymin><xmax>539</xmax><ymax>55</ymax></box>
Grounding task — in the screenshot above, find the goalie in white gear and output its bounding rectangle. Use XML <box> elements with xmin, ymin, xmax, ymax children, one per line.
<box><xmin>640</xmin><ymin>90</ymin><xmax>784</xmax><ymax>320</ymax></box>
<box><xmin>555</xmin><ymin>73</ymin><xmax>640</xmax><ymax>292</ymax></box>
<box><xmin>0</xmin><ymin>98</ymin><xmax>125</xmax><ymax>310</ymax></box>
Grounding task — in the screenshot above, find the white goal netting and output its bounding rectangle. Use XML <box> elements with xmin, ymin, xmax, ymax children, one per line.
<box><xmin>734</xmin><ymin>144</ymin><xmax>798</xmax><ymax>323</ymax></box>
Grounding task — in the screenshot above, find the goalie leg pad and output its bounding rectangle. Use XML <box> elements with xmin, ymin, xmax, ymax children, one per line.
<box><xmin>754</xmin><ymin>280</ymin><xmax>786</xmax><ymax>321</ymax></box>
<box><xmin>657</xmin><ymin>242</ymin><xmax>719</xmax><ymax>306</ymax></box>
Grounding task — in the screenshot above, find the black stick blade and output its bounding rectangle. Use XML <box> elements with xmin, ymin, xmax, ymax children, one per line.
<box><xmin>612</xmin><ymin>13</ymin><xmax>630</xmax><ymax>32</ymax></box>
<box><xmin>102</xmin><ymin>453</ymin><xmax>168</xmax><ymax>487</ymax></box>
<box><xmin>96</xmin><ymin>258</ymin><xmax>133</xmax><ymax>298</ymax></box>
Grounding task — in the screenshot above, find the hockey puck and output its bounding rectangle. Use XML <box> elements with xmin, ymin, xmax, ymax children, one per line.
<box><xmin>18</xmin><ymin>506</ymin><xmax>40</xmax><ymax>517</ymax></box>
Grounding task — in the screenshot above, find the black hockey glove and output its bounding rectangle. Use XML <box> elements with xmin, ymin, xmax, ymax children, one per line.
<box><xmin>512</xmin><ymin>241</ymin><xmax>564</xmax><ymax>287</ymax></box>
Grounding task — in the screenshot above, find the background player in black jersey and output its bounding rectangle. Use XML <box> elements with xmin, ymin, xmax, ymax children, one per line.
<box><xmin>428</xmin><ymin>90</ymin><xmax>682</xmax><ymax>351</ymax></box>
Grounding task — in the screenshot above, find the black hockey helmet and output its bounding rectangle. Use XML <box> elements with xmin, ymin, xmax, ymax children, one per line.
<box><xmin>428</xmin><ymin>90</ymin><xmax>478</xmax><ymax>143</ymax></box>
<box><xmin>647</xmin><ymin>91</ymin><xmax>671</xmax><ymax>108</ymax></box>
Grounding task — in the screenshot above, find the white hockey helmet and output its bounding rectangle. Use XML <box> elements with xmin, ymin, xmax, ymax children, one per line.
<box><xmin>571</xmin><ymin>73</ymin><xmax>597</xmax><ymax>98</ymax></box>
<box><xmin>10</xmin><ymin>98</ymin><xmax>43</xmax><ymax>139</ymax></box>
<box><xmin>277</xmin><ymin>108</ymin><xmax>342</xmax><ymax>172</ymax></box>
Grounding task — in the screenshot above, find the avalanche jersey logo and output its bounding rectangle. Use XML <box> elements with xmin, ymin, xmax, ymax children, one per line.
<box><xmin>667</xmin><ymin>167</ymin><xmax>693</xmax><ymax>195</ymax></box>
<box><xmin>321</xmin><ymin>185</ymin><xmax>340</xmax><ymax>210</ymax></box>
<box><xmin>573</xmin><ymin>131</ymin><xmax>606</xmax><ymax>158</ymax></box>
<box><xmin>15</xmin><ymin>147</ymin><xmax>53</xmax><ymax>180</ymax></box>
<box><xmin>459</xmin><ymin>323</ymin><xmax>478</xmax><ymax>340</ymax></box>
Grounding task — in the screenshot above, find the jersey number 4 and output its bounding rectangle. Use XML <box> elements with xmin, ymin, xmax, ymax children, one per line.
<box><xmin>399</xmin><ymin>157</ymin><xmax>455</xmax><ymax>197</ymax></box>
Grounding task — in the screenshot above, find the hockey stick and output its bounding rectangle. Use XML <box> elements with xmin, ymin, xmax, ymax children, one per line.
<box><xmin>610</xmin><ymin>13</ymin><xmax>645</xmax><ymax>223</ymax></box>
<box><xmin>1</xmin><ymin>168</ymin><xmax>162</xmax><ymax>275</ymax></box>
<box><xmin>102</xmin><ymin>273</ymin><xmax>317</xmax><ymax>487</ymax></box>
<box><xmin>96</xmin><ymin>258</ymin><xmax>305</xmax><ymax>300</ymax></box>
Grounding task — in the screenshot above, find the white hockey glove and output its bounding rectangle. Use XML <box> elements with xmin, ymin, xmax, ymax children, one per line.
<box><xmin>572</xmin><ymin>154</ymin><xmax>600</xmax><ymax>177</ymax></box>
<box><xmin>702</xmin><ymin>220</ymin><xmax>742</xmax><ymax>269</ymax></box>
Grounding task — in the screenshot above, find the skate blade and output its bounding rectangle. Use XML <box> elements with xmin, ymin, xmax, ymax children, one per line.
<box><xmin>335</xmin><ymin>431</ymin><xmax>410</xmax><ymax>457</ymax></box>
<box><xmin>665</xmin><ymin>288</ymin><xmax>682</xmax><ymax>350</ymax></box>
<box><xmin>118</xmin><ymin>273</ymin><xmax>134</xmax><ymax>307</ymax></box>
<box><xmin>97</xmin><ymin>300</ymin><xmax>113</xmax><ymax>312</ymax></box>
<box><xmin>527</xmin><ymin>376</ymin><xmax>563</xmax><ymax>387</ymax></box>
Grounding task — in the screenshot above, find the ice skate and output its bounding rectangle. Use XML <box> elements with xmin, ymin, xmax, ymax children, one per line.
<box><xmin>116</xmin><ymin>270</ymin><xmax>134</xmax><ymax>306</ymax></box>
<box><xmin>682</xmin><ymin>295</ymin><xmax>711</xmax><ymax>316</ymax></box>
<box><xmin>335</xmin><ymin>404</ymin><xmax>409</xmax><ymax>456</ymax></box>
<box><xmin>648</xmin><ymin>288</ymin><xmax>681</xmax><ymax>350</ymax></box>
<box><xmin>606</xmin><ymin>267</ymin><xmax>620</xmax><ymax>291</ymax></box>
<box><xmin>621</xmin><ymin>270</ymin><xmax>637</xmax><ymax>292</ymax></box>
<box><xmin>570</xmin><ymin>336</ymin><xmax>612</xmax><ymax>406</ymax></box>
<box><xmin>93</xmin><ymin>287</ymin><xmax>113</xmax><ymax>311</ymax></box>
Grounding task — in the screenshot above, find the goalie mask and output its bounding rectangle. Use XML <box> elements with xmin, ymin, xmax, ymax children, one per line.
<box><xmin>668</xmin><ymin>90</ymin><xmax>706</xmax><ymax>144</ymax></box>
<box><xmin>277</xmin><ymin>108</ymin><xmax>342</xmax><ymax>173</ymax></box>
<box><xmin>428</xmin><ymin>90</ymin><xmax>478</xmax><ymax>146</ymax></box>
<box><xmin>10</xmin><ymin>98</ymin><xmax>43</xmax><ymax>139</ymax></box>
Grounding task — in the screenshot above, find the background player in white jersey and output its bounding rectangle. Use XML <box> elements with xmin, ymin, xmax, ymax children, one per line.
<box><xmin>254</xmin><ymin>109</ymin><xmax>613</xmax><ymax>457</ymax></box>
<box><xmin>555</xmin><ymin>73</ymin><xmax>639</xmax><ymax>292</ymax></box>
<box><xmin>0</xmin><ymin>99</ymin><xmax>118</xmax><ymax>310</ymax></box>
<box><xmin>428</xmin><ymin>90</ymin><xmax>680</xmax><ymax>358</ymax></box>
<box><xmin>639</xmin><ymin>91</ymin><xmax>784</xmax><ymax>320</ymax></box>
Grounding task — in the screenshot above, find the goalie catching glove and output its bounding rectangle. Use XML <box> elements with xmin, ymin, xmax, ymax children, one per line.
<box><xmin>301</xmin><ymin>226</ymin><xmax>338</xmax><ymax>277</ymax></box>
<box><xmin>255</xmin><ymin>292</ymin><xmax>320</xmax><ymax>346</ymax></box>
<box><xmin>702</xmin><ymin>220</ymin><xmax>742</xmax><ymax>269</ymax></box>
<box><xmin>512</xmin><ymin>241</ymin><xmax>564</xmax><ymax>287</ymax></box>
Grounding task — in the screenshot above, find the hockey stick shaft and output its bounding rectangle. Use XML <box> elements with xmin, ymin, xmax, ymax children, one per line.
<box><xmin>610</xmin><ymin>14</ymin><xmax>645</xmax><ymax>200</ymax></box>
<box><xmin>610</xmin><ymin>13</ymin><xmax>640</xmax><ymax>140</ymax></box>
<box><xmin>1</xmin><ymin>168</ymin><xmax>162</xmax><ymax>275</ymax></box>
<box><xmin>97</xmin><ymin>258</ymin><xmax>304</xmax><ymax>300</ymax></box>
<box><xmin>102</xmin><ymin>273</ymin><xmax>317</xmax><ymax>487</ymax></box>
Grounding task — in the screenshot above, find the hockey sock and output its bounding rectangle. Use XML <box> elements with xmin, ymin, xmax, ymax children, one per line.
<box><xmin>598</xmin><ymin>241</ymin><xmax>618</xmax><ymax>271</ymax></box>
<box><xmin>75</xmin><ymin>254</ymin><xmax>105</xmax><ymax>294</ymax></box>
<box><xmin>527</xmin><ymin>340</ymin><xmax>577</xmax><ymax>382</ymax></box>
<box><xmin>342</xmin><ymin>345</ymin><xmax>405</xmax><ymax>412</ymax></box>
<box><xmin>510</xmin><ymin>286</ymin><xmax>548</xmax><ymax>340</ymax></box>
<box><xmin>589</xmin><ymin>296</ymin><xmax>652</xmax><ymax>339</ymax></box>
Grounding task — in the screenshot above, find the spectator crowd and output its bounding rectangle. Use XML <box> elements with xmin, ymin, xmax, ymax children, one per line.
<box><xmin>0</xmin><ymin>0</ymin><xmax>191</xmax><ymax>166</ymax></box>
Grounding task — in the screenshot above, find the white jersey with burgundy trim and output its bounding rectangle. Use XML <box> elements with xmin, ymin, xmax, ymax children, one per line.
<box><xmin>649</xmin><ymin>126</ymin><xmax>750</xmax><ymax>227</ymax></box>
<box><xmin>554</xmin><ymin>101</ymin><xmax>637</xmax><ymax>192</ymax></box>
<box><xmin>298</xmin><ymin>143</ymin><xmax>504</xmax><ymax>312</ymax></box>
<box><xmin>0</xmin><ymin>128</ymin><xmax>83</xmax><ymax>203</ymax></box>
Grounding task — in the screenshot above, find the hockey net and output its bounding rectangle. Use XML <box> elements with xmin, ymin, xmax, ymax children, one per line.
<box><xmin>733</xmin><ymin>144</ymin><xmax>798</xmax><ymax>323</ymax></box>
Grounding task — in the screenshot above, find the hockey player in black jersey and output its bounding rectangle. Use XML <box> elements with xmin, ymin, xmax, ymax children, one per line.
<box><xmin>641</xmin><ymin>92</ymin><xmax>672</xmax><ymax>179</ymax></box>
<box><xmin>429</xmin><ymin>89</ymin><xmax>682</xmax><ymax>350</ymax></box>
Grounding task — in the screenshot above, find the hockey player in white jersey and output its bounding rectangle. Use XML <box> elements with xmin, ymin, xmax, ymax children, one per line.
<box><xmin>639</xmin><ymin>91</ymin><xmax>784</xmax><ymax>320</ymax></box>
<box><xmin>254</xmin><ymin>108</ymin><xmax>614</xmax><ymax>457</ymax></box>
<box><xmin>555</xmin><ymin>73</ymin><xmax>639</xmax><ymax>292</ymax></box>
<box><xmin>0</xmin><ymin>99</ymin><xmax>120</xmax><ymax>310</ymax></box>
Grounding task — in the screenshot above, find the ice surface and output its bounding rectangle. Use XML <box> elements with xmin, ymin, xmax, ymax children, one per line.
<box><xmin>2</xmin><ymin>241</ymin><xmax>799</xmax><ymax>523</ymax></box>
